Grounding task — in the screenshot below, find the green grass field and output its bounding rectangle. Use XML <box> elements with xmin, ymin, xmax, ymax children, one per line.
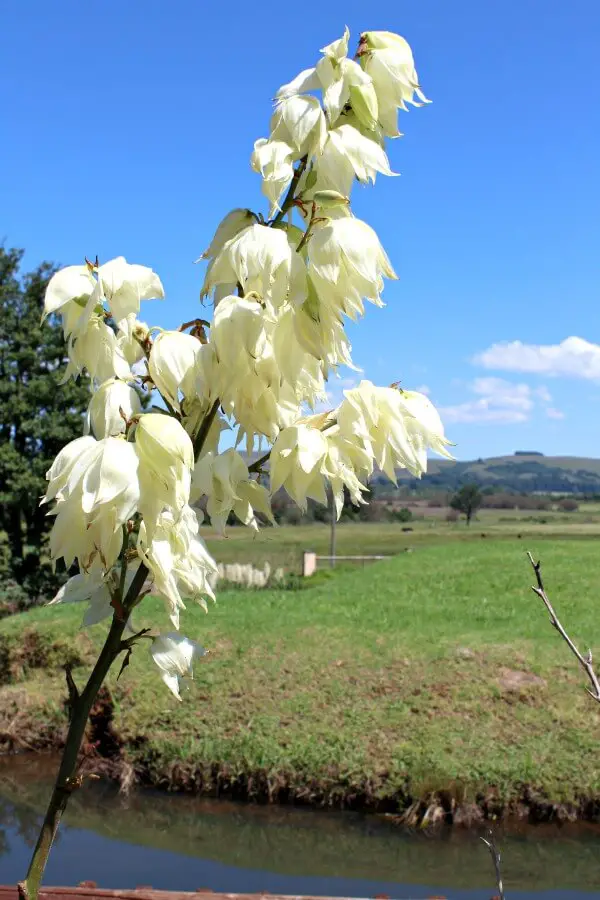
<box><xmin>2</xmin><ymin>533</ymin><xmax>600</xmax><ymax>814</ymax></box>
<box><xmin>200</xmin><ymin>509</ymin><xmax>600</xmax><ymax>572</ymax></box>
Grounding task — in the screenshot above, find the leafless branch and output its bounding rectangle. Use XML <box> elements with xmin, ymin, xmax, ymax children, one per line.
<box><xmin>481</xmin><ymin>828</ymin><xmax>505</xmax><ymax>900</ymax></box>
<box><xmin>527</xmin><ymin>551</ymin><xmax>600</xmax><ymax>703</ymax></box>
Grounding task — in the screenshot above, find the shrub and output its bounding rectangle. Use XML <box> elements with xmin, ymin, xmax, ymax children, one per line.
<box><xmin>558</xmin><ymin>498</ymin><xmax>579</xmax><ymax>512</ymax></box>
<box><xmin>391</xmin><ymin>507</ymin><xmax>413</xmax><ymax>523</ymax></box>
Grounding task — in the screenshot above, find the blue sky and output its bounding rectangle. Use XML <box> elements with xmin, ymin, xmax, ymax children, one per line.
<box><xmin>3</xmin><ymin>0</ymin><xmax>599</xmax><ymax>460</ymax></box>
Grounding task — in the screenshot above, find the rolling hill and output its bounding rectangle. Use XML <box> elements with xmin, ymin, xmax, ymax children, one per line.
<box><xmin>387</xmin><ymin>452</ymin><xmax>600</xmax><ymax>494</ymax></box>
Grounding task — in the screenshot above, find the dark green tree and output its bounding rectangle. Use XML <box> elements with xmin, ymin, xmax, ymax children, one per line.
<box><xmin>0</xmin><ymin>247</ymin><xmax>89</xmax><ymax>599</ymax></box>
<box><xmin>449</xmin><ymin>483</ymin><xmax>483</xmax><ymax>526</ymax></box>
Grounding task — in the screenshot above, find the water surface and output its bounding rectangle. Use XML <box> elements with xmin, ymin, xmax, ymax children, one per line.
<box><xmin>1</xmin><ymin>757</ymin><xmax>599</xmax><ymax>899</ymax></box>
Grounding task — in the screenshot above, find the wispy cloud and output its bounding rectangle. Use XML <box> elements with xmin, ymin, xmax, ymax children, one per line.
<box><xmin>546</xmin><ymin>407</ymin><xmax>565</xmax><ymax>420</ymax></box>
<box><xmin>315</xmin><ymin>376</ymin><xmax>360</xmax><ymax>413</ymax></box>
<box><xmin>473</xmin><ymin>336</ymin><xmax>600</xmax><ymax>380</ymax></box>
<box><xmin>438</xmin><ymin>377</ymin><xmax>561</xmax><ymax>425</ymax></box>
<box><xmin>414</xmin><ymin>384</ymin><xmax>431</xmax><ymax>396</ymax></box>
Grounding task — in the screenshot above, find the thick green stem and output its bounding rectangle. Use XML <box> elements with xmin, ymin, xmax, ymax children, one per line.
<box><xmin>18</xmin><ymin>613</ymin><xmax>129</xmax><ymax>900</ymax></box>
<box><xmin>192</xmin><ymin>399</ymin><xmax>220</xmax><ymax>459</ymax></box>
<box><xmin>269</xmin><ymin>156</ymin><xmax>308</xmax><ymax>227</ymax></box>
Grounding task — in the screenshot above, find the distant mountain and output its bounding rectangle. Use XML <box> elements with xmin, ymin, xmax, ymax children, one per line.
<box><xmin>381</xmin><ymin>453</ymin><xmax>600</xmax><ymax>495</ymax></box>
<box><xmin>245</xmin><ymin>449</ymin><xmax>600</xmax><ymax>495</ymax></box>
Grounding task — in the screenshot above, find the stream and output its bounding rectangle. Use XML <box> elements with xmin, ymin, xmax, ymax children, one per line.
<box><xmin>1</xmin><ymin>757</ymin><xmax>599</xmax><ymax>898</ymax></box>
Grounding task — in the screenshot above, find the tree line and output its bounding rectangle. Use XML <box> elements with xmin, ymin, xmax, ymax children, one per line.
<box><xmin>0</xmin><ymin>248</ymin><xmax>89</xmax><ymax>614</ymax></box>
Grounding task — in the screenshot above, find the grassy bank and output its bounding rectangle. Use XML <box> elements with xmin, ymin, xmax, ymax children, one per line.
<box><xmin>2</xmin><ymin>536</ymin><xmax>600</xmax><ymax>820</ymax></box>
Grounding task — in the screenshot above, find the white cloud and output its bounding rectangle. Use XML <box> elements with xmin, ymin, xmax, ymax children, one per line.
<box><xmin>473</xmin><ymin>336</ymin><xmax>600</xmax><ymax>380</ymax></box>
<box><xmin>414</xmin><ymin>384</ymin><xmax>431</xmax><ymax>395</ymax></box>
<box><xmin>546</xmin><ymin>407</ymin><xmax>565</xmax><ymax>420</ymax></box>
<box><xmin>438</xmin><ymin>377</ymin><xmax>562</xmax><ymax>425</ymax></box>
<box><xmin>534</xmin><ymin>385</ymin><xmax>552</xmax><ymax>404</ymax></box>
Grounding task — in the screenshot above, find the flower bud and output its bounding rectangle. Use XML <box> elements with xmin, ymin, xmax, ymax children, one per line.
<box><xmin>312</xmin><ymin>189</ymin><xmax>350</xmax><ymax>209</ymax></box>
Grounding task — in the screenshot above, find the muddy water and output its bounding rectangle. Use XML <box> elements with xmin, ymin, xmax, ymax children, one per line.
<box><xmin>1</xmin><ymin>757</ymin><xmax>599</xmax><ymax>899</ymax></box>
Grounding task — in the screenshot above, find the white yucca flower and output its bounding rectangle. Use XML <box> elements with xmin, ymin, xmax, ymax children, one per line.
<box><xmin>191</xmin><ymin>448</ymin><xmax>274</xmax><ymax>533</ymax></box>
<box><xmin>293</xmin><ymin>286</ymin><xmax>356</xmax><ymax>374</ymax></box>
<box><xmin>62</xmin><ymin>316</ymin><xmax>132</xmax><ymax>385</ymax></box>
<box><xmin>271</xmin><ymin>306</ymin><xmax>328</xmax><ymax>406</ymax></box>
<box><xmin>336</xmin><ymin>380</ymin><xmax>453</xmax><ymax>481</ymax></box>
<box><xmin>49</xmin><ymin>565</ymin><xmax>144</xmax><ymax>628</ymax></box>
<box><xmin>308</xmin><ymin>217</ymin><xmax>397</xmax><ymax>320</ymax></box>
<box><xmin>117</xmin><ymin>315</ymin><xmax>150</xmax><ymax>365</ymax></box>
<box><xmin>86</xmin><ymin>378</ymin><xmax>142</xmax><ymax>439</ymax></box>
<box><xmin>269</xmin><ymin>424</ymin><xmax>329</xmax><ymax>510</ymax></box>
<box><xmin>198</xmin><ymin>208</ymin><xmax>257</xmax><ymax>261</ymax></box>
<box><xmin>359</xmin><ymin>31</ymin><xmax>429</xmax><ymax>138</ymax></box>
<box><xmin>138</xmin><ymin>505</ymin><xmax>217</xmax><ymax>629</ymax></box>
<box><xmin>201</xmin><ymin>223</ymin><xmax>292</xmax><ymax>310</ymax></box>
<box><xmin>250</xmin><ymin>138</ymin><xmax>295</xmax><ymax>215</ymax></box>
<box><xmin>97</xmin><ymin>257</ymin><xmax>164</xmax><ymax>328</ymax></box>
<box><xmin>269</xmin><ymin>95</ymin><xmax>327</xmax><ymax>156</ymax></box>
<box><xmin>43</xmin><ymin>437</ymin><xmax>140</xmax><ymax>572</ymax></box>
<box><xmin>148</xmin><ymin>330</ymin><xmax>203</xmax><ymax>413</ymax></box>
<box><xmin>233</xmin><ymin>380</ymin><xmax>302</xmax><ymax>454</ymax></box>
<box><xmin>135</xmin><ymin>413</ymin><xmax>194</xmax><ymax>534</ymax></box>
<box><xmin>210</xmin><ymin>295</ymin><xmax>272</xmax><ymax>381</ymax></box>
<box><xmin>43</xmin><ymin>265</ymin><xmax>95</xmax><ymax>334</ymax></box>
<box><xmin>45</xmin><ymin>259</ymin><xmax>164</xmax><ymax>344</ymax></box>
<box><xmin>150</xmin><ymin>633</ymin><xmax>208</xmax><ymax>701</ymax></box>
<box><xmin>396</xmin><ymin>390</ymin><xmax>455</xmax><ymax>473</ymax></box>
<box><xmin>276</xmin><ymin>27</ymin><xmax>378</xmax><ymax>130</ymax></box>
<box><xmin>316</xmin><ymin>124</ymin><xmax>397</xmax><ymax>197</ymax></box>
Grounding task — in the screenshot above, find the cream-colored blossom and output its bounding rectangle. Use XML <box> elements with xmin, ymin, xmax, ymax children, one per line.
<box><xmin>138</xmin><ymin>505</ymin><xmax>216</xmax><ymax>629</ymax></box>
<box><xmin>148</xmin><ymin>330</ymin><xmax>203</xmax><ymax>413</ymax></box>
<box><xmin>135</xmin><ymin>413</ymin><xmax>194</xmax><ymax>532</ymax></box>
<box><xmin>62</xmin><ymin>316</ymin><xmax>132</xmax><ymax>384</ymax></box>
<box><xmin>250</xmin><ymin>138</ymin><xmax>295</xmax><ymax>215</ymax></box>
<box><xmin>269</xmin><ymin>95</ymin><xmax>327</xmax><ymax>156</ymax></box>
<box><xmin>150</xmin><ymin>633</ymin><xmax>208</xmax><ymax>701</ymax></box>
<box><xmin>44</xmin><ymin>437</ymin><xmax>139</xmax><ymax>572</ymax></box>
<box><xmin>316</xmin><ymin>124</ymin><xmax>396</xmax><ymax>197</ymax></box>
<box><xmin>191</xmin><ymin>449</ymin><xmax>274</xmax><ymax>533</ymax></box>
<box><xmin>98</xmin><ymin>257</ymin><xmax>164</xmax><ymax>327</ymax></box>
<box><xmin>86</xmin><ymin>378</ymin><xmax>142</xmax><ymax>439</ymax></box>
<box><xmin>308</xmin><ymin>217</ymin><xmax>397</xmax><ymax>320</ymax></box>
<box><xmin>198</xmin><ymin>208</ymin><xmax>257</xmax><ymax>261</ymax></box>
<box><xmin>201</xmin><ymin>224</ymin><xmax>292</xmax><ymax>310</ymax></box>
<box><xmin>336</xmin><ymin>380</ymin><xmax>452</xmax><ymax>481</ymax></box>
<box><xmin>360</xmin><ymin>31</ymin><xmax>429</xmax><ymax>137</ymax></box>
<box><xmin>269</xmin><ymin>425</ymin><xmax>329</xmax><ymax>510</ymax></box>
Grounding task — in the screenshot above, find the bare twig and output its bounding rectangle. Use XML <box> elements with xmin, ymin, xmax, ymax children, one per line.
<box><xmin>527</xmin><ymin>552</ymin><xmax>600</xmax><ymax>703</ymax></box>
<box><xmin>481</xmin><ymin>829</ymin><xmax>505</xmax><ymax>900</ymax></box>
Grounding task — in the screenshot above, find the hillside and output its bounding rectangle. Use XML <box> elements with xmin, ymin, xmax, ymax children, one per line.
<box><xmin>386</xmin><ymin>453</ymin><xmax>600</xmax><ymax>494</ymax></box>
